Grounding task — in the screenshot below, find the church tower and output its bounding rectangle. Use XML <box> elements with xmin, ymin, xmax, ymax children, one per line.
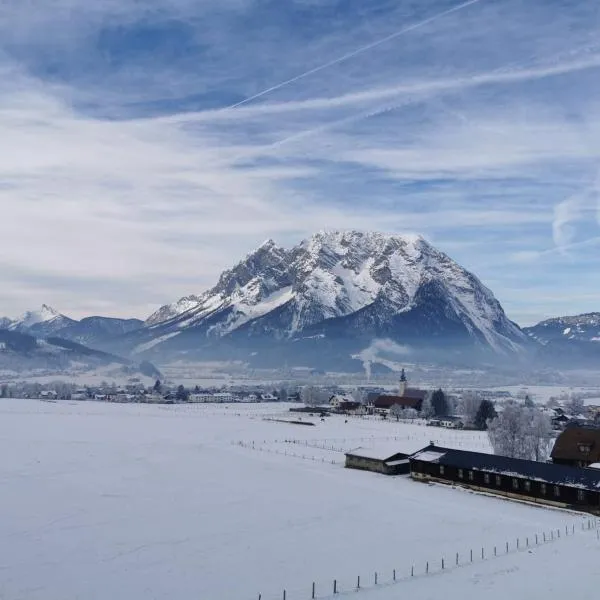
<box><xmin>399</xmin><ymin>368</ymin><xmax>407</xmax><ymax>397</ymax></box>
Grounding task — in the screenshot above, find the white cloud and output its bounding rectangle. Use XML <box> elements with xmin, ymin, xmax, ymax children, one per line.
<box><xmin>2</xmin><ymin>0</ymin><xmax>600</xmax><ymax>323</ymax></box>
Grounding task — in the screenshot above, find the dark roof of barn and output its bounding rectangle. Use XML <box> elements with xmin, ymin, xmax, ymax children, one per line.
<box><xmin>411</xmin><ymin>444</ymin><xmax>600</xmax><ymax>490</ymax></box>
<box><xmin>551</xmin><ymin>427</ymin><xmax>600</xmax><ymax>462</ymax></box>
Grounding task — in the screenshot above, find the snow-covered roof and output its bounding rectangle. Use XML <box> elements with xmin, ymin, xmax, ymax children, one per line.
<box><xmin>346</xmin><ymin>441</ymin><xmax>427</xmax><ymax>461</ymax></box>
<box><xmin>587</xmin><ymin>463</ymin><xmax>600</xmax><ymax>470</ymax></box>
<box><xmin>412</xmin><ymin>449</ymin><xmax>448</xmax><ymax>462</ymax></box>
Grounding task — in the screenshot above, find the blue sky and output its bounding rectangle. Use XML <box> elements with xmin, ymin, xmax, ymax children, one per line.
<box><xmin>1</xmin><ymin>0</ymin><xmax>599</xmax><ymax>324</ymax></box>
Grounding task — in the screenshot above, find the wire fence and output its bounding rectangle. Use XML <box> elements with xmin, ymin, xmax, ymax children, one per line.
<box><xmin>250</xmin><ymin>518</ymin><xmax>600</xmax><ymax>600</ymax></box>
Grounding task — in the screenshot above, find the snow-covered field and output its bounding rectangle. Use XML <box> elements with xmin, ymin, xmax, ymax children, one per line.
<box><xmin>0</xmin><ymin>399</ymin><xmax>597</xmax><ymax>600</ymax></box>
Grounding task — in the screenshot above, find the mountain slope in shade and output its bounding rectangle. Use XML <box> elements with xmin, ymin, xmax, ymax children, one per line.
<box><xmin>54</xmin><ymin>316</ymin><xmax>144</xmax><ymax>346</ymax></box>
<box><xmin>136</xmin><ymin>231</ymin><xmax>529</xmax><ymax>367</ymax></box>
<box><xmin>0</xmin><ymin>328</ymin><xmax>160</xmax><ymax>377</ymax></box>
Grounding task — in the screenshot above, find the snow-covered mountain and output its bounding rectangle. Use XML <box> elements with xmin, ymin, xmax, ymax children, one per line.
<box><xmin>524</xmin><ymin>313</ymin><xmax>600</xmax><ymax>344</ymax></box>
<box><xmin>524</xmin><ymin>313</ymin><xmax>600</xmax><ymax>368</ymax></box>
<box><xmin>1</xmin><ymin>306</ymin><xmax>143</xmax><ymax>349</ymax></box>
<box><xmin>135</xmin><ymin>231</ymin><xmax>529</xmax><ymax>367</ymax></box>
<box><xmin>8</xmin><ymin>305</ymin><xmax>76</xmax><ymax>337</ymax></box>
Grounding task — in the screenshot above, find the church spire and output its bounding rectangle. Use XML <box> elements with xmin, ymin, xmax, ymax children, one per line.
<box><xmin>399</xmin><ymin>368</ymin><xmax>407</xmax><ymax>396</ymax></box>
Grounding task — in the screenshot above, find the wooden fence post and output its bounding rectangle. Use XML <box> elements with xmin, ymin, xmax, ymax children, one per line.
<box><xmin>456</xmin><ymin>552</ymin><xmax>459</xmax><ymax>565</ymax></box>
<box><xmin>283</xmin><ymin>590</ymin><xmax>286</xmax><ymax>600</ymax></box>
<box><xmin>357</xmin><ymin>575</ymin><xmax>360</xmax><ymax>589</ymax></box>
<box><xmin>494</xmin><ymin>546</ymin><xmax>497</xmax><ymax>556</ymax></box>
<box><xmin>312</xmin><ymin>582</ymin><xmax>315</xmax><ymax>599</ymax></box>
<box><xmin>411</xmin><ymin>565</ymin><xmax>414</xmax><ymax>577</ymax></box>
<box><xmin>426</xmin><ymin>561</ymin><xmax>429</xmax><ymax>574</ymax></box>
<box><xmin>506</xmin><ymin>541</ymin><xmax>509</xmax><ymax>553</ymax></box>
<box><xmin>374</xmin><ymin>572</ymin><xmax>378</xmax><ymax>585</ymax></box>
<box><xmin>333</xmin><ymin>579</ymin><xmax>337</xmax><ymax>594</ymax></box>
<box><xmin>442</xmin><ymin>558</ymin><xmax>445</xmax><ymax>570</ymax></box>
<box><xmin>393</xmin><ymin>569</ymin><xmax>396</xmax><ymax>581</ymax></box>
<box><xmin>470</xmin><ymin>549</ymin><xmax>473</xmax><ymax>562</ymax></box>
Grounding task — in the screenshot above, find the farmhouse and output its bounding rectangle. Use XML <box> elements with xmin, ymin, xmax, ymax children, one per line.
<box><xmin>410</xmin><ymin>444</ymin><xmax>600</xmax><ymax>513</ymax></box>
<box><xmin>345</xmin><ymin>441</ymin><xmax>426</xmax><ymax>475</ymax></box>
<box><xmin>551</xmin><ymin>426</ymin><xmax>600</xmax><ymax>468</ymax></box>
<box><xmin>427</xmin><ymin>416</ymin><xmax>464</xmax><ymax>429</ymax></box>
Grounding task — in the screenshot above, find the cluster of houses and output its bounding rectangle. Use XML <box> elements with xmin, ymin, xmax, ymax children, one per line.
<box><xmin>29</xmin><ymin>382</ymin><xmax>292</xmax><ymax>404</ymax></box>
<box><xmin>344</xmin><ymin>424</ymin><xmax>600</xmax><ymax>514</ymax></box>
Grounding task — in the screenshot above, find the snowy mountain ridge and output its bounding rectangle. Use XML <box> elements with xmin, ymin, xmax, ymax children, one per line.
<box><xmin>524</xmin><ymin>313</ymin><xmax>600</xmax><ymax>344</ymax></box>
<box><xmin>140</xmin><ymin>230</ymin><xmax>528</xmax><ymax>363</ymax></box>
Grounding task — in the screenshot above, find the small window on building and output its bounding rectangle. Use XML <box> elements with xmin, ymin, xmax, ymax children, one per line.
<box><xmin>553</xmin><ymin>486</ymin><xmax>560</xmax><ymax>498</ymax></box>
<box><xmin>496</xmin><ymin>475</ymin><xmax>501</xmax><ymax>486</ymax></box>
<box><xmin>577</xmin><ymin>489</ymin><xmax>586</xmax><ymax>502</ymax></box>
<box><xmin>524</xmin><ymin>481</ymin><xmax>531</xmax><ymax>493</ymax></box>
<box><xmin>439</xmin><ymin>465</ymin><xmax>445</xmax><ymax>476</ymax></box>
<box><xmin>468</xmin><ymin>471</ymin><xmax>474</xmax><ymax>481</ymax></box>
<box><xmin>578</xmin><ymin>443</ymin><xmax>592</xmax><ymax>454</ymax></box>
<box><xmin>512</xmin><ymin>478</ymin><xmax>519</xmax><ymax>490</ymax></box>
<box><xmin>540</xmin><ymin>483</ymin><xmax>547</xmax><ymax>495</ymax></box>
<box><xmin>458</xmin><ymin>468</ymin><xmax>464</xmax><ymax>479</ymax></box>
<box><xmin>484</xmin><ymin>473</ymin><xmax>490</xmax><ymax>484</ymax></box>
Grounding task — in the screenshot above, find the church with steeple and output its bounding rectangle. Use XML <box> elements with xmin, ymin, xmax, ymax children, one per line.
<box><xmin>371</xmin><ymin>368</ymin><xmax>428</xmax><ymax>412</ymax></box>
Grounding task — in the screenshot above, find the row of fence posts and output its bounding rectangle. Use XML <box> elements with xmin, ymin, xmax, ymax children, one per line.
<box><xmin>237</xmin><ymin>441</ymin><xmax>341</xmax><ymax>465</ymax></box>
<box><xmin>256</xmin><ymin>519</ymin><xmax>599</xmax><ymax>600</ymax></box>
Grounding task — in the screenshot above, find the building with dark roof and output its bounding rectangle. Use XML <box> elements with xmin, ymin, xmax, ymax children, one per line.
<box><xmin>410</xmin><ymin>444</ymin><xmax>600</xmax><ymax>513</ymax></box>
<box><xmin>551</xmin><ymin>426</ymin><xmax>600</xmax><ymax>468</ymax></box>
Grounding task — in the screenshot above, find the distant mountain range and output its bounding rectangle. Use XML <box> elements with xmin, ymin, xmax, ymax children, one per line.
<box><xmin>3</xmin><ymin>305</ymin><xmax>143</xmax><ymax>345</ymax></box>
<box><xmin>524</xmin><ymin>313</ymin><xmax>600</xmax><ymax>368</ymax></box>
<box><xmin>2</xmin><ymin>231</ymin><xmax>598</xmax><ymax>372</ymax></box>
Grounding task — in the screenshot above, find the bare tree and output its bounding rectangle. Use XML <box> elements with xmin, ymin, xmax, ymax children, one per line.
<box><xmin>301</xmin><ymin>386</ymin><xmax>328</xmax><ymax>407</ymax></box>
<box><xmin>567</xmin><ymin>395</ymin><xmax>586</xmax><ymax>416</ymax></box>
<box><xmin>487</xmin><ymin>401</ymin><xmax>554</xmax><ymax>461</ymax></box>
<box><xmin>458</xmin><ymin>392</ymin><xmax>483</xmax><ymax>426</ymax></box>
<box><xmin>526</xmin><ymin>409</ymin><xmax>554</xmax><ymax>462</ymax></box>
<box><xmin>390</xmin><ymin>404</ymin><xmax>404</xmax><ymax>421</ymax></box>
<box><xmin>420</xmin><ymin>394</ymin><xmax>435</xmax><ymax>418</ymax></box>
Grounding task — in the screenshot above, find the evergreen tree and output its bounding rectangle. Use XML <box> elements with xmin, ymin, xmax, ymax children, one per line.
<box><xmin>431</xmin><ymin>389</ymin><xmax>449</xmax><ymax>416</ymax></box>
<box><xmin>153</xmin><ymin>379</ymin><xmax>162</xmax><ymax>393</ymax></box>
<box><xmin>524</xmin><ymin>394</ymin><xmax>535</xmax><ymax>408</ymax></box>
<box><xmin>474</xmin><ymin>399</ymin><xmax>497</xmax><ymax>430</ymax></box>
<box><xmin>176</xmin><ymin>384</ymin><xmax>189</xmax><ymax>402</ymax></box>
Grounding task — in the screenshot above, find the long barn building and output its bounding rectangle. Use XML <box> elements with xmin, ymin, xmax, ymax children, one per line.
<box><xmin>410</xmin><ymin>444</ymin><xmax>600</xmax><ymax>513</ymax></box>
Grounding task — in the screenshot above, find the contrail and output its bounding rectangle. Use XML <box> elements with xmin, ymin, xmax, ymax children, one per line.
<box><xmin>226</xmin><ymin>0</ymin><xmax>483</xmax><ymax>110</ymax></box>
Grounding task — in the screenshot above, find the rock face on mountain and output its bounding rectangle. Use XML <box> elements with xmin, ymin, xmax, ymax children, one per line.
<box><xmin>133</xmin><ymin>231</ymin><xmax>529</xmax><ymax>368</ymax></box>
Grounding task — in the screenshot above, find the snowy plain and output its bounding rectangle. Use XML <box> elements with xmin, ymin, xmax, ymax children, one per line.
<box><xmin>0</xmin><ymin>399</ymin><xmax>596</xmax><ymax>600</ymax></box>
